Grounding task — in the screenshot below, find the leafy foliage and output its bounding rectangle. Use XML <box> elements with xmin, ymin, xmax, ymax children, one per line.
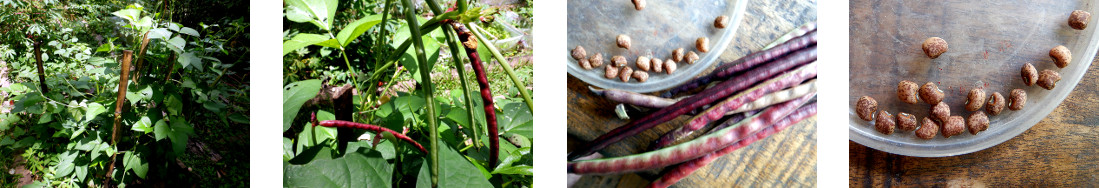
<box><xmin>0</xmin><ymin>0</ymin><xmax>249</xmax><ymax>186</ymax></box>
<box><xmin>283</xmin><ymin>0</ymin><xmax>534</xmax><ymax>187</ymax></box>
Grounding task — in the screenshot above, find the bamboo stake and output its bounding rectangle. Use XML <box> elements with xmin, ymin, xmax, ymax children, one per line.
<box><xmin>105</xmin><ymin>50</ymin><xmax>133</xmax><ymax>185</ymax></box>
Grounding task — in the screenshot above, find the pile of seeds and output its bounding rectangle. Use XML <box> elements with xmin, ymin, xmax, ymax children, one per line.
<box><xmin>855</xmin><ymin>9</ymin><xmax>1089</xmax><ymax>139</ymax></box>
<box><xmin>570</xmin><ymin>13</ymin><xmax>725</xmax><ymax>83</ymax></box>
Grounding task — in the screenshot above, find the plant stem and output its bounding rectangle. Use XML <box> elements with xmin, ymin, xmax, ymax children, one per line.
<box><xmin>468</xmin><ymin>24</ymin><xmax>533</xmax><ymax>109</ymax></box>
<box><xmin>399</xmin><ymin>0</ymin><xmax>440</xmax><ymax>187</ymax></box>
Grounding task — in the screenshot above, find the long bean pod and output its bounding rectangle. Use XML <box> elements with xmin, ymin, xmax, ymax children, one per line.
<box><xmin>568</xmin><ymin>48</ymin><xmax>816</xmax><ymax>160</ymax></box>
<box><xmin>317</xmin><ymin>120</ymin><xmax>428</xmax><ymax>153</ymax></box>
<box><xmin>448</xmin><ymin>20</ymin><xmax>500</xmax><ymax>168</ymax></box>
<box><xmin>649</xmin><ymin>102</ymin><xmax>817</xmax><ymax>188</ymax></box>
<box><xmin>661</xmin><ymin>31</ymin><xmax>816</xmax><ymax>98</ymax></box>
<box><xmin>567</xmin><ymin>93</ymin><xmax>815</xmax><ymax>174</ymax></box>
<box><xmin>649</xmin><ymin>77</ymin><xmax>816</xmax><ymax>150</ymax></box>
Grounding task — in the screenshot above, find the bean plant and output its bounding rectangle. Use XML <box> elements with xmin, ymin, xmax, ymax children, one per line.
<box><xmin>282</xmin><ymin>0</ymin><xmax>533</xmax><ymax>187</ymax></box>
<box><xmin>0</xmin><ymin>0</ymin><xmax>249</xmax><ymax>187</ymax></box>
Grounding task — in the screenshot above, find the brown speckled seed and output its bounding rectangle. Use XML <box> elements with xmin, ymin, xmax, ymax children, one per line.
<box><xmin>685</xmin><ymin>51</ymin><xmax>700</xmax><ymax>64</ymax></box>
<box><xmin>672</xmin><ymin>48</ymin><xmax>685</xmax><ymax>62</ymax></box>
<box><xmin>1070</xmin><ymin>10</ymin><xmax>1091</xmax><ymax>30</ymax></box>
<box><xmin>617</xmin><ymin>35</ymin><xmax>632</xmax><ymax>49</ymax></box>
<box><xmin>571</xmin><ymin>46</ymin><xmax>586</xmax><ymax>60</ymax></box>
<box><xmin>986</xmin><ymin>92</ymin><xmax>1005</xmax><ymax>115</ymax></box>
<box><xmin>930</xmin><ymin>102</ymin><xmax>951</xmax><ymax>122</ymax></box>
<box><xmin>631</xmin><ymin>0</ymin><xmax>645</xmax><ymax>10</ymax></box>
<box><xmin>966</xmin><ymin>88</ymin><xmax>986</xmax><ymax>111</ymax></box>
<box><xmin>897</xmin><ymin>80</ymin><xmax>919</xmax><ymax>104</ymax></box>
<box><xmin>1009</xmin><ymin>89</ymin><xmax>1026</xmax><ymax>111</ymax></box>
<box><xmin>919</xmin><ymin>82</ymin><xmax>944</xmax><ymax>105</ymax></box>
<box><xmin>696</xmin><ymin>37</ymin><xmax>710</xmax><ymax>52</ymax></box>
<box><xmin>611</xmin><ymin>55</ymin><xmax>627</xmax><ymax>67</ymax></box>
<box><xmin>922</xmin><ymin>37</ymin><xmax>948</xmax><ymax>59</ymax></box>
<box><xmin>875</xmin><ymin>110</ymin><xmax>895</xmax><ymax>135</ymax></box>
<box><xmin>714</xmin><ymin>15</ymin><xmax>729</xmax><ymax>29</ymax></box>
<box><xmin>637</xmin><ymin>56</ymin><xmax>652</xmax><ymax>71</ymax></box>
<box><xmin>916</xmin><ymin>117</ymin><xmax>939</xmax><ymax>140</ymax></box>
<box><xmin>665</xmin><ymin>60</ymin><xmax>677</xmax><ymax>74</ymax></box>
<box><xmin>942</xmin><ymin>116</ymin><xmax>965</xmax><ymax>138</ymax></box>
<box><xmin>649</xmin><ymin>58</ymin><xmax>662</xmax><ymax>71</ymax></box>
<box><xmin>967</xmin><ymin>111</ymin><xmax>989</xmax><ymax>135</ymax></box>
<box><xmin>856</xmin><ymin>96</ymin><xmax>877</xmax><ymax>121</ymax></box>
<box><xmin>1037</xmin><ymin>69</ymin><xmax>1062</xmax><ymax>90</ymax></box>
<box><xmin>579</xmin><ymin>58</ymin><xmax>593</xmax><ymax>70</ymax></box>
<box><xmin>1050</xmin><ymin>45</ymin><xmax>1071</xmax><ymax>68</ymax></box>
<box><xmin>1021</xmin><ymin>63</ymin><xmax>1038</xmax><ymax>86</ymax></box>
<box><xmin>589</xmin><ymin>53</ymin><xmax>604</xmax><ymax>67</ymax></box>
<box><xmin>632</xmin><ymin>71</ymin><xmax>649</xmax><ymax>82</ymax></box>
<box><xmin>653</xmin><ymin>59</ymin><xmax>664</xmax><ymax>73</ymax></box>
<box><xmin>619</xmin><ymin>66</ymin><xmax>633</xmax><ymax>82</ymax></box>
<box><xmin>604</xmin><ymin>64</ymin><xmax>619</xmax><ymax>79</ymax></box>
<box><xmin>897</xmin><ymin>112</ymin><xmax>918</xmax><ymax>131</ymax></box>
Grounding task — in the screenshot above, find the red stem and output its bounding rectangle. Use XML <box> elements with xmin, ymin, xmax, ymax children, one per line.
<box><xmin>568</xmin><ymin>47</ymin><xmax>817</xmax><ymax>160</ymax></box>
<box><xmin>448</xmin><ymin>20</ymin><xmax>500</xmax><ymax>168</ymax></box>
<box><xmin>317</xmin><ymin>120</ymin><xmax>428</xmax><ymax>154</ymax></box>
<box><xmin>661</xmin><ymin>30</ymin><xmax>816</xmax><ymax>98</ymax></box>
<box><xmin>648</xmin><ymin>103</ymin><xmax>817</xmax><ymax>188</ymax></box>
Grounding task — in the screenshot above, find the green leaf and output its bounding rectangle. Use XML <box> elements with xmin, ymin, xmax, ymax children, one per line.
<box><xmin>229</xmin><ymin>114</ymin><xmax>249</xmax><ymax>124</ymax></box>
<box><xmin>132</xmin><ymin>116</ymin><xmax>153</xmax><ymax>133</ymax></box>
<box><xmin>124</xmin><ymin>150</ymin><xmax>149</xmax><ymax>179</ymax></box>
<box><xmin>282</xmin><ymin>33</ymin><xmax>331</xmax><ymax>56</ymax></box>
<box><xmin>314</xmin><ymin>38</ymin><xmax>342</xmax><ymax>49</ymax></box>
<box><xmin>147</xmin><ymin>28</ymin><xmax>172</xmax><ymax>40</ymax></box>
<box><xmin>416</xmin><ymin>145</ymin><xmax>493</xmax><ymax>188</ymax></box>
<box><xmin>336</xmin><ymin>15</ymin><xmax>383</xmax><ymax>47</ymax></box>
<box><xmin>165</xmin><ymin>94</ymin><xmax>183</xmax><ymax>116</ymax></box>
<box><xmin>0</xmin><ymin>114</ymin><xmax>21</xmax><ymax>131</ymax></box>
<box><xmin>152</xmin><ymin>119</ymin><xmax>168</xmax><ymax>141</ymax></box>
<box><xmin>84</xmin><ymin>103</ymin><xmax>106</xmax><ymax>122</ymax></box>
<box><xmin>493</xmin><ymin>165</ymin><xmax>532</xmax><ymax>175</ymax></box>
<box><xmin>284</xmin><ymin>150</ymin><xmax>392</xmax><ymax>187</ymax></box>
<box><xmin>167</xmin><ymin>36</ymin><xmax>186</xmax><ymax>52</ymax></box>
<box><xmin>56</xmin><ymin>151</ymin><xmax>78</xmax><ymax>177</ymax></box>
<box><xmin>284</xmin><ymin>0</ymin><xmax>339</xmax><ymax>30</ymax></box>
<box><xmin>75</xmin><ymin>165</ymin><xmax>88</xmax><ymax>182</ymax></box>
<box><xmin>498</xmin><ymin>102</ymin><xmax>533</xmax><ymax>139</ymax></box>
<box><xmin>314</xmin><ymin>110</ymin><xmax>338</xmax><ymax>143</ymax></box>
<box><xmin>167</xmin><ymin>118</ymin><xmax>193</xmax><ymax>155</ymax></box>
<box><xmin>202</xmin><ymin>101</ymin><xmax>227</xmax><ymax>113</ymax></box>
<box><xmin>111</xmin><ymin>9</ymin><xmax>140</xmax><ymax>22</ymax></box>
<box><xmin>178</xmin><ymin>52</ymin><xmax>202</xmax><ymax>70</ymax></box>
<box><xmin>136</xmin><ymin>16</ymin><xmax>153</xmax><ymax>31</ymax></box>
<box><xmin>283</xmin><ymin>79</ymin><xmax>322</xmax><ymax>131</ymax></box>
<box><xmin>179</xmin><ymin>27</ymin><xmax>200</xmax><ymax>37</ymax></box>
<box><xmin>283</xmin><ymin>138</ymin><xmax>295</xmax><ymax>161</ymax></box>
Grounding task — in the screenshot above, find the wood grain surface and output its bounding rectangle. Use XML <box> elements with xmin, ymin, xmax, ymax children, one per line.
<box><xmin>566</xmin><ymin>0</ymin><xmax>818</xmax><ymax>187</ymax></box>
<box><xmin>849</xmin><ymin>49</ymin><xmax>1099</xmax><ymax>187</ymax></box>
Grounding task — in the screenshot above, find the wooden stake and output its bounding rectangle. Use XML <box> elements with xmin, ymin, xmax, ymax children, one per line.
<box><xmin>105</xmin><ymin>50</ymin><xmax>133</xmax><ymax>186</ymax></box>
<box><xmin>33</xmin><ymin>41</ymin><xmax>47</xmax><ymax>93</ymax></box>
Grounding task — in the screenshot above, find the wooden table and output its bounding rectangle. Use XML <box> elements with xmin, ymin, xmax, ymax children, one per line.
<box><xmin>849</xmin><ymin>49</ymin><xmax>1099</xmax><ymax>187</ymax></box>
<box><xmin>567</xmin><ymin>0</ymin><xmax>818</xmax><ymax>187</ymax></box>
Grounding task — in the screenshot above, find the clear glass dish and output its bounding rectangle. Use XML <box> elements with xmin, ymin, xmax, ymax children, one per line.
<box><xmin>849</xmin><ymin>0</ymin><xmax>1099</xmax><ymax>157</ymax></box>
<box><xmin>566</xmin><ymin>0</ymin><xmax>749</xmax><ymax>93</ymax></box>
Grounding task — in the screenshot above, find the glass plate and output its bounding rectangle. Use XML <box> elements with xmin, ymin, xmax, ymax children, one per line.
<box><xmin>849</xmin><ymin>0</ymin><xmax>1099</xmax><ymax>157</ymax></box>
<box><xmin>566</xmin><ymin>0</ymin><xmax>749</xmax><ymax>93</ymax></box>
